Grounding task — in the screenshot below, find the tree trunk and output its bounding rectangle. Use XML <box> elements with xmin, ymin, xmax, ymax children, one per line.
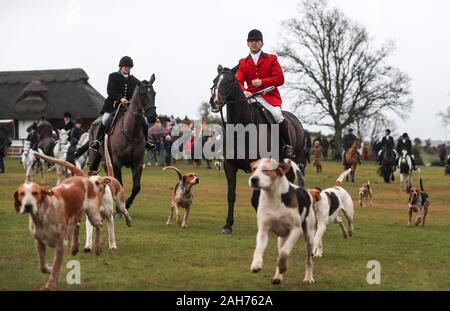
<box><xmin>334</xmin><ymin>127</ymin><xmax>343</xmax><ymax>160</ymax></box>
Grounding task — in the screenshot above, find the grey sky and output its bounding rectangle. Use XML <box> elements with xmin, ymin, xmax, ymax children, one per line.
<box><xmin>1</xmin><ymin>0</ymin><xmax>449</xmax><ymax>140</ymax></box>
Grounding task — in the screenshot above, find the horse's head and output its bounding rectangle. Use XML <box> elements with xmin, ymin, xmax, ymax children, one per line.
<box><xmin>209</xmin><ymin>65</ymin><xmax>238</xmax><ymax>113</ymax></box>
<box><xmin>353</xmin><ymin>138</ymin><xmax>362</xmax><ymax>148</ymax></box>
<box><xmin>133</xmin><ymin>74</ymin><xmax>158</xmax><ymax>123</ymax></box>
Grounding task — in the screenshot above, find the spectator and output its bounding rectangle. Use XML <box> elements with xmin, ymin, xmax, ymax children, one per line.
<box><xmin>321</xmin><ymin>136</ymin><xmax>329</xmax><ymax>159</ymax></box>
<box><xmin>312</xmin><ymin>140</ymin><xmax>323</xmax><ymax>173</ymax></box>
<box><xmin>147</xmin><ymin>119</ymin><xmax>165</xmax><ymax>166</ymax></box>
<box><xmin>439</xmin><ymin>144</ymin><xmax>446</xmax><ymax>166</ymax></box>
<box><xmin>0</xmin><ymin>128</ymin><xmax>12</xmax><ymax>173</ymax></box>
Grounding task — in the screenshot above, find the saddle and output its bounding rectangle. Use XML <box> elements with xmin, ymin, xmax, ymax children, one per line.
<box><xmin>250</xmin><ymin>100</ymin><xmax>276</xmax><ymax>124</ymax></box>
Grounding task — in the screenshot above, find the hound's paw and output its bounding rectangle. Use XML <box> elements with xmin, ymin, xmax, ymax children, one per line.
<box><xmin>95</xmin><ymin>246</ymin><xmax>103</xmax><ymax>256</ymax></box>
<box><xmin>303</xmin><ymin>277</ymin><xmax>315</xmax><ymax>284</ymax></box>
<box><xmin>271</xmin><ymin>277</ymin><xmax>282</xmax><ymax>285</ymax></box>
<box><xmin>40</xmin><ymin>265</ymin><xmax>52</xmax><ymax>274</ymax></box>
<box><xmin>125</xmin><ymin>217</ymin><xmax>132</xmax><ymax>227</ymax></box>
<box><xmin>109</xmin><ymin>245</ymin><xmax>117</xmax><ymax>251</ymax></box>
<box><xmin>181</xmin><ymin>223</ymin><xmax>189</xmax><ymax>228</ymax></box>
<box><xmin>71</xmin><ymin>246</ymin><xmax>79</xmax><ymax>256</ymax></box>
<box><xmin>84</xmin><ymin>247</ymin><xmax>92</xmax><ymax>252</ymax></box>
<box><xmin>250</xmin><ymin>261</ymin><xmax>262</xmax><ymax>273</ymax></box>
<box><xmin>312</xmin><ymin>250</ymin><xmax>323</xmax><ymax>258</ymax></box>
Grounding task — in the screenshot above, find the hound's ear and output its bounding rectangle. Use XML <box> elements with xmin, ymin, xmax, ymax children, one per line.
<box><xmin>250</xmin><ymin>160</ymin><xmax>258</xmax><ymax>170</ymax></box>
<box><xmin>149</xmin><ymin>73</ymin><xmax>156</xmax><ymax>85</ymax></box>
<box><xmin>87</xmin><ymin>171</ymin><xmax>98</xmax><ymax>176</ymax></box>
<box><xmin>277</xmin><ymin>162</ymin><xmax>291</xmax><ymax>175</ymax></box>
<box><xmin>41</xmin><ymin>187</ymin><xmax>53</xmax><ymax>197</ymax></box>
<box><xmin>104</xmin><ymin>177</ymin><xmax>112</xmax><ymax>184</ymax></box>
<box><xmin>217</xmin><ymin>65</ymin><xmax>223</xmax><ymax>73</ymax></box>
<box><xmin>314</xmin><ymin>187</ymin><xmax>322</xmax><ymax>192</ymax></box>
<box><xmin>182</xmin><ymin>175</ymin><xmax>187</xmax><ymax>184</ymax></box>
<box><xmin>13</xmin><ymin>191</ymin><xmax>20</xmax><ymax>213</ymax></box>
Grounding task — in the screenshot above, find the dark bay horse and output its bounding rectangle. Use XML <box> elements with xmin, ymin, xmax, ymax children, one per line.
<box><xmin>209</xmin><ymin>65</ymin><xmax>306</xmax><ymax>235</ymax></box>
<box><xmin>343</xmin><ymin>138</ymin><xmax>361</xmax><ymax>183</ymax></box>
<box><xmin>378</xmin><ymin>144</ymin><xmax>396</xmax><ymax>183</ymax></box>
<box><xmin>89</xmin><ymin>75</ymin><xmax>158</xmax><ymax>210</ymax></box>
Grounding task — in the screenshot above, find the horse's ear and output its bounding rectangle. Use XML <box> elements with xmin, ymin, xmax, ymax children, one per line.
<box><xmin>149</xmin><ymin>74</ymin><xmax>156</xmax><ymax>85</ymax></box>
<box><xmin>217</xmin><ymin>65</ymin><xmax>223</xmax><ymax>73</ymax></box>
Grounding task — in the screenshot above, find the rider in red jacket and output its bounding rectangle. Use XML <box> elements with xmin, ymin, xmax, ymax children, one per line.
<box><xmin>236</xmin><ymin>29</ymin><xmax>295</xmax><ymax>158</ymax></box>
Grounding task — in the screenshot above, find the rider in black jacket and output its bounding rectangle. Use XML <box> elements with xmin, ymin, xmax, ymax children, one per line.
<box><xmin>66</xmin><ymin>119</ymin><xmax>85</xmax><ymax>165</ymax></box>
<box><xmin>341</xmin><ymin>128</ymin><xmax>361</xmax><ymax>164</ymax></box>
<box><xmin>396</xmin><ymin>132</ymin><xmax>416</xmax><ymax>170</ymax></box>
<box><xmin>377</xmin><ymin>129</ymin><xmax>397</xmax><ymax>164</ymax></box>
<box><xmin>90</xmin><ymin>56</ymin><xmax>154</xmax><ymax>151</ymax></box>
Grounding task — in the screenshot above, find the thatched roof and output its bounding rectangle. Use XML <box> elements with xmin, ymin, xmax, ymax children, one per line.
<box><xmin>0</xmin><ymin>68</ymin><xmax>104</xmax><ymax>120</ymax></box>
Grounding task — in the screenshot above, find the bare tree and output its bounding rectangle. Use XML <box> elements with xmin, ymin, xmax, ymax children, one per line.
<box><xmin>277</xmin><ymin>0</ymin><xmax>413</xmax><ymax>153</ymax></box>
<box><xmin>437</xmin><ymin>106</ymin><xmax>450</xmax><ymax>127</ymax></box>
<box><xmin>198</xmin><ymin>101</ymin><xmax>221</xmax><ymax>124</ymax></box>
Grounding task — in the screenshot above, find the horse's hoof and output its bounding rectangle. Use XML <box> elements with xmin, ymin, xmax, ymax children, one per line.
<box><xmin>221</xmin><ymin>228</ymin><xmax>232</xmax><ymax>235</ymax></box>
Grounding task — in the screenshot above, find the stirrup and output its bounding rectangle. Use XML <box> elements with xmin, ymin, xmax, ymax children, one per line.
<box><xmin>282</xmin><ymin>145</ymin><xmax>296</xmax><ymax>159</ymax></box>
<box><xmin>89</xmin><ymin>140</ymin><xmax>101</xmax><ymax>152</ymax></box>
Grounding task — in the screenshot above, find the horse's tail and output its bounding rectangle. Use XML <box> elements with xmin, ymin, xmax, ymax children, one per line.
<box><xmin>33</xmin><ymin>152</ymin><xmax>85</xmax><ymax>177</ymax></box>
<box><xmin>163</xmin><ymin>166</ymin><xmax>183</xmax><ymax>181</ymax></box>
<box><xmin>284</xmin><ymin>159</ymin><xmax>304</xmax><ymax>187</ymax></box>
<box><xmin>104</xmin><ymin>134</ymin><xmax>114</xmax><ymax>177</ymax></box>
<box><xmin>335</xmin><ymin>168</ymin><xmax>352</xmax><ymax>187</ymax></box>
<box><xmin>418</xmin><ymin>169</ymin><xmax>424</xmax><ymax>192</ymax></box>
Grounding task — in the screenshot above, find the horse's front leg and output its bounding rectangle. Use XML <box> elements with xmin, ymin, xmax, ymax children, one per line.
<box><xmin>126</xmin><ymin>163</ymin><xmax>142</xmax><ymax>210</ymax></box>
<box><xmin>222</xmin><ymin>161</ymin><xmax>238</xmax><ymax>235</ymax></box>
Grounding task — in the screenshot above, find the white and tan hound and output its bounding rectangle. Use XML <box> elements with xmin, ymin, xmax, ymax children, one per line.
<box><xmin>249</xmin><ymin>158</ymin><xmax>316</xmax><ymax>285</ymax></box>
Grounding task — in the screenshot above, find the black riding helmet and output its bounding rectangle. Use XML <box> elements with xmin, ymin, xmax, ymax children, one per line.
<box><xmin>119</xmin><ymin>56</ymin><xmax>134</xmax><ymax>68</ymax></box>
<box><xmin>402</xmin><ymin>133</ymin><xmax>408</xmax><ymax>138</ymax></box>
<box><xmin>247</xmin><ymin>29</ymin><xmax>263</xmax><ymax>41</ymax></box>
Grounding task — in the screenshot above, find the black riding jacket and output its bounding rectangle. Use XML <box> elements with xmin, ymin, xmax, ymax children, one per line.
<box><xmin>342</xmin><ymin>133</ymin><xmax>357</xmax><ymax>151</ymax></box>
<box><xmin>101</xmin><ymin>71</ymin><xmax>141</xmax><ymax>113</ymax></box>
<box><xmin>396</xmin><ymin>138</ymin><xmax>412</xmax><ymax>155</ymax></box>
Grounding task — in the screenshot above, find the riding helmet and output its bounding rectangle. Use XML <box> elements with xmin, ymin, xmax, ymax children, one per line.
<box><xmin>119</xmin><ymin>56</ymin><xmax>134</xmax><ymax>68</ymax></box>
<box><xmin>247</xmin><ymin>29</ymin><xmax>263</xmax><ymax>41</ymax></box>
<box><xmin>63</xmin><ymin>111</ymin><xmax>72</xmax><ymax>118</ymax></box>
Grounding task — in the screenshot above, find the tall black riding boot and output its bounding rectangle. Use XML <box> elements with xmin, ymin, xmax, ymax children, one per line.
<box><xmin>89</xmin><ymin>123</ymin><xmax>106</xmax><ymax>152</ymax></box>
<box><xmin>279</xmin><ymin>119</ymin><xmax>295</xmax><ymax>159</ymax></box>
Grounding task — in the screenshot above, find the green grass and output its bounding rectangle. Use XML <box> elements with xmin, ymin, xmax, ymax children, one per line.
<box><xmin>0</xmin><ymin>157</ymin><xmax>449</xmax><ymax>290</ymax></box>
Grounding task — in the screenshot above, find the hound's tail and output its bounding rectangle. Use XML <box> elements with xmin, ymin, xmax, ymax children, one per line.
<box><xmin>335</xmin><ymin>168</ymin><xmax>352</xmax><ymax>187</ymax></box>
<box><xmin>418</xmin><ymin>169</ymin><xmax>424</xmax><ymax>192</ymax></box>
<box><xmin>284</xmin><ymin>159</ymin><xmax>305</xmax><ymax>187</ymax></box>
<box><xmin>33</xmin><ymin>152</ymin><xmax>85</xmax><ymax>177</ymax></box>
<box><xmin>163</xmin><ymin>166</ymin><xmax>183</xmax><ymax>180</ymax></box>
<box><xmin>104</xmin><ymin>134</ymin><xmax>114</xmax><ymax>177</ymax></box>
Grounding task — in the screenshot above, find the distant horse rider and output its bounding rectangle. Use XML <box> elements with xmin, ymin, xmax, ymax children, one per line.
<box><xmin>66</xmin><ymin>119</ymin><xmax>85</xmax><ymax>165</ymax></box>
<box><xmin>377</xmin><ymin>129</ymin><xmax>397</xmax><ymax>164</ymax></box>
<box><xmin>90</xmin><ymin>56</ymin><xmax>154</xmax><ymax>151</ymax></box>
<box><xmin>341</xmin><ymin>128</ymin><xmax>361</xmax><ymax>164</ymax></box>
<box><xmin>63</xmin><ymin>112</ymin><xmax>75</xmax><ymax>131</ymax></box>
<box><xmin>26</xmin><ymin>124</ymin><xmax>39</xmax><ymax>151</ymax></box>
<box><xmin>235</xmin><ymin>29</ymin><xmax>295</xmax><ymax>159</ymax></box>
<box><xmin>396</xmin><ymin>132</ymin><xmax>416</xmax><ymax>170</ymax></box>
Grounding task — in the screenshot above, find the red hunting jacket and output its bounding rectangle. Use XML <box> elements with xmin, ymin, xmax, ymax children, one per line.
<box><xmin>235</xmin><ymin>51</ymin><xmax>285</xmax><ymax>107</ymax></box>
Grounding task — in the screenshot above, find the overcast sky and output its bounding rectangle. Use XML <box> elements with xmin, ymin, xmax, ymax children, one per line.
<box><xmin>1</xmin><ymin>0</ymin><xmax>449</xmax><ymax>140</ymax></box>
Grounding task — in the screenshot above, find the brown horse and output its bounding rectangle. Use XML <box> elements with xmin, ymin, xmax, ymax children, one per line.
<box><xmin>88</xmin><ymin>75</ymin><xmax>158</xmax><ymax>210</ymax></box>
<box><xmin>343</xmin><ymin>138</ymin><xmax>361</xmax><ymax>183</ymax></box>
<box><xmin>209</xmin><ymin>66</ymin><xmax>306</xmax><ymax>234</ymax></box>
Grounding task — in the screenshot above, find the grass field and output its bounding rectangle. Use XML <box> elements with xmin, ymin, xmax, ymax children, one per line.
<box><xmin>0</xmin><ymin>157</ymin><xmax>449</xmax><ymax>291</ymax></box>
